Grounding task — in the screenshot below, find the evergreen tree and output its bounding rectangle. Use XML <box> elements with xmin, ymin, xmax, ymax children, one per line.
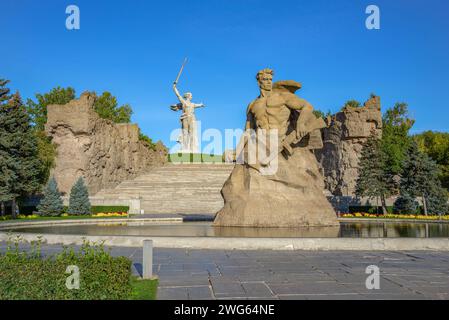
<box><xmin>355</xmin><ymin>134</ymin><xmax>393</xmax><ymax>214</ymax></box>
<box><xmin>426</xmin><ymin>187</ymin><xmax>449</xmax><ymax>216</ymax></box>
<box><xmin>400</xmin><ymin>141</ymin><xmax>447</xmax><ymax>215</ymax></box>
<box><xmin>393</xmin><ymin>194</ymin><xmax>419</xmax><ymax>215</ymax></box>
<box><xmin>0</xmin><ymin>79</ymin><xmax>13</xmax><ymax>216</ymax></box>
<box><xmin>0</xmin><ymin>84</ymin><xmax>41</xmax><ymax>218</ymax></box>
<box><xmin>37</xmin><ymin>177</ymin><xmax>64</xmax><ymax>216</ymax></box>
<box><xmin>68</xmin><ymin>177</ymin><xmax>91</xmax><ymax>215</ymax></box>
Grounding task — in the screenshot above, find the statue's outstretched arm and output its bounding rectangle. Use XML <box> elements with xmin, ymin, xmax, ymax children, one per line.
<box><xmin>285</xmin><ymin>94</ymin><xmax>313</xmax><ymax>111</ymax></box>
<box><xmin>194</xmin><ymin>103</ymin><xmax>205</xmax><ymax>108</ymax></box>
<box><xmin>172</xmin><ymin>83</ymin><xmax>185</xmax><ymax>103</ymax></box>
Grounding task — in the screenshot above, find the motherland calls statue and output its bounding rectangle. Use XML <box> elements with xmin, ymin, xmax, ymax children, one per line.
<box><xmin>214</xmin><ymin>68</ymin><xmax>339</xmax><ymax>227</ymax></box>
<box><xmin>170</xmin><ymin>58</ymin><xmax>205</xmax><ymax>153</ymax></box>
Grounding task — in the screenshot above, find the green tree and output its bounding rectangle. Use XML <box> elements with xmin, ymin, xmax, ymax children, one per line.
<box><xmin>35</xmin><ymin>130</ymin><xmax>57</xmax><ymax>184</ymax></box>
<box><xmin>381</xmin><ymin>103</ymin><xmax>415</xmax><ymax>185</ymax></box>
<box><xmin>400</xmin><ymin>142</ymin><xmax>430</xmax><ymax>215</ymax></box>
<box><xmin>26</xmin><ymin>86</ymin><xmax>75</xmax><ymax>131</ymax></box>
<box><xmin>0</xmin><ymin>79</ymin><xmax>14</xmax><ymax>216</ymax></box>
<box><xmin>26</xmin><ymin>87</ymin><xmax>138</xmax><ymax>184</ymax></box>
<box><xmin>93</xmin><ymin>91</ymin><xmax>132</xmax><ymax>123</ymax></box>
<box><xmin>355</xmin><ymin>135</ymin><xmax>393</xmax><ymax>214</ymax></box>
<box><xmin>400</xmin><ymin>141</ymin><xmax>448</xmax><ymax>215</ymax></box>
<box><xmin>68</xmin><ymin>177</ymin><xmax>91</xmax><ymax>215</ymax></box>
<box><xmin>0</xmin><ymin>89</ymin><xmax>41</xmax><ymax>218</ymax></box>
<box><xmin>414</xmin><ymin>131</ymin><xmax>449</xmax><ymax>190</ymax></box>
<box><xmin>426</xmin><ymin>187</ymin><xmax>449</xmax><ymax>216</ymax></box>
<box><xmin>26</xmin><ymin>87</ymin><xmax>74</xmax><ymax>184</ymax></box>
<box><xmin>37</xmin><ymin>177</ymin><xmax>64</xmax><ymax>217</ymax></box>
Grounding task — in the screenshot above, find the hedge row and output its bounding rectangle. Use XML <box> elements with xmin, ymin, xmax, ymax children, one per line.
<box><xmin>0</xmin><ymin>239</ymin><xmax>132</xmax><ymax>300</ymax></box>
<box><xmin>348</xmin><ymin>206</ymin><xmax>427</xmax><ymax>215</ymax></box>
<box><xmin>90</xmin><ymin>206</ymin><xmax>129</xmax><ymax>214</ymax></box>
<box><xmin>63</xmin><ymin>205</ymin><xmax>129</xmax><ymax>214</ymax></box>
<box><xmin>1</xmin><ymin>205</ymin><xmax>130</xmax><ymax>216</ymax></box>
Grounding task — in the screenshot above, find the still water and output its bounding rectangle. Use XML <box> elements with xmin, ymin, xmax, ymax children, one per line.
<box><xmin>5</xmin><ymin>221</ymin><xmax>449</xmax><ymax>238</ymax></box>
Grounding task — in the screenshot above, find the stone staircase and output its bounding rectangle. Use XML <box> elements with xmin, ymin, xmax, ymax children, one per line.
<box><xmin>93</xmin><ymin>163</ymin><xmax>234</xmax><ymax>214</ymax></box>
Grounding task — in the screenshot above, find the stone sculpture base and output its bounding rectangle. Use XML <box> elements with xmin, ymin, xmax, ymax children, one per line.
<box><xmin>214</xmin><ymin>149</ymin><xmax>339</xmax><ymax>228</ymax></box>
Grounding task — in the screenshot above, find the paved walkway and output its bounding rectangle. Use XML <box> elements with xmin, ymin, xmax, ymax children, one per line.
<box><xmin>1</xmin><ymin>242</ymin><xmax>449</xmax><ymax>300</ymax></box>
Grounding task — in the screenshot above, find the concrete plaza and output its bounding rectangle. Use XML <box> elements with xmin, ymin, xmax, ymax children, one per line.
<box><xmin>1</xmin><ymin>242</ymin><xmax>449</xmax><ymax>300</ymax></box>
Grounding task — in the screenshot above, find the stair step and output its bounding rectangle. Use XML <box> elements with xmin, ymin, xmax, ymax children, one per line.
<box><xmin>93</xmin><ymin>163</ymin><xmax>234</xmax><ymax>214</ymax></box>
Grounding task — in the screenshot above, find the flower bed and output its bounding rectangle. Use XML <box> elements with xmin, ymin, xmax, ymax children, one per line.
<box><xmin>340</xmin><ymin>212</ymin><xmax>449</xmax><ymax>220</ymax></box>
<box><xmin>0</xmin><ymin>212</ymin><xmax>128</xmax><ymax>222</ymax></box>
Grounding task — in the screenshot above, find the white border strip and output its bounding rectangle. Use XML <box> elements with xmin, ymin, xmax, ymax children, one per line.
<box><xmin>1</xmin><ymin>232</ymin><xmax>448</xmax><ymax>251</ymax></box>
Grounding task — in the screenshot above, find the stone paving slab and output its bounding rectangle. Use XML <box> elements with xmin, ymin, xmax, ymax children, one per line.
<box><xmin>1</xmin><ymin>242</ymin><xmax>449</xmax><ymax>300</ymax></box>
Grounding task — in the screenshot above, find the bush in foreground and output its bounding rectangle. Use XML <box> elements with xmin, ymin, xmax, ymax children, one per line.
<box><xmin>0</xmin><ymin>238</ymin><xmax>132</xmax><ymax>300</ymax></box>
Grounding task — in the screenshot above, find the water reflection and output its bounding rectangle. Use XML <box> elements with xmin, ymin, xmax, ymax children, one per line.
<box><xmin>213</xmin><ymin>225</ymin><xmax>340</xmax><ymax>237</ymax></box>
<box><xmin>339</xmin><ymin>222</ymin><xmax>449</xmax><ymax>238</ymax></box>
<box><xmin>5</xmin><ymin>221</ymin><xmax>449</xmax><ymax>238</ymax></box>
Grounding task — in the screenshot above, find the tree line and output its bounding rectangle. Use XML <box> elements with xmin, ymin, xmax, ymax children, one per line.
<box><xmin>355</xmin><ymin>101</ymin><xmax>449</xmax><ymax>215</ymax></box>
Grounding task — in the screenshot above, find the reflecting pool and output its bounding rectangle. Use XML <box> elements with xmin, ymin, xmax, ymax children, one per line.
<box><xmin>4</xmin><ymin>221</ymin><xmax>449</xmax><ymax>238</ymax></box>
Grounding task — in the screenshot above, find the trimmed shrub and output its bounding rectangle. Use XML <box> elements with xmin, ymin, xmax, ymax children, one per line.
<box><xmin>62</xmin><ymin>206</ymin><xmax>129</xmax><ymax>215</ymax></box>
<box><xmin>91</xmin><ymin>206</ymin><xmax>129</xmax><ymax>214</ymax></box>
<box><xmin>393</xmin><ymin>194</ymin><xmax>419</xmax><ymax>215</ymax></box>
<box><xmin>37</xmin><ymin>177</ymin><xmax>64</xmax><ymax>216</ymax></box>
<box><xmin>0</xmin><ymin>238</ymin><xmax>132</xmax><ymax>300</ymax></box>
<box><xmin>68</xmin><ymin>177</ymin><xmax>91</xmax><ymax>215</ymax></box>
<box><xmin>349</xmin><ymin>206</ymin><xmax>394</xmax><ymax>214</ymax></box>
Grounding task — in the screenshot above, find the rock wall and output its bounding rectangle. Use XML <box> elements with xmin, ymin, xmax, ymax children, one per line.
<box><xmin>45</xmin><ymin>92</ymin><xmax>167</xmax><ymax>195</ymax></box>
<box><xmin>315</xmin><ymin>96</ymin><xmax>382</xmax><ymax>196</ymax></box>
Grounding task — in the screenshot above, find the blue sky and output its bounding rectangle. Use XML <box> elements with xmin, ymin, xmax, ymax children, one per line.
<box><xmin>1</xmin><ymin>0</ymin><xmax>449</xmax><ymax>152</ymax></box>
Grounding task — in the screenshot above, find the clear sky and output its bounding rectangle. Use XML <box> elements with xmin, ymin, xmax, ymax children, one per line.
<box><xmin>1</xmin><ymin>0</ymin><xmax>449</xmax><ymax>152</ymax></box>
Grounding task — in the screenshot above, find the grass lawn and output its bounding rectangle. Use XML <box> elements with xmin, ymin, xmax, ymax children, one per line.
<box><xmin>130</xmin><ymin>276</ymin><xmax>158</xmax><ymax>300</ymax></box>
